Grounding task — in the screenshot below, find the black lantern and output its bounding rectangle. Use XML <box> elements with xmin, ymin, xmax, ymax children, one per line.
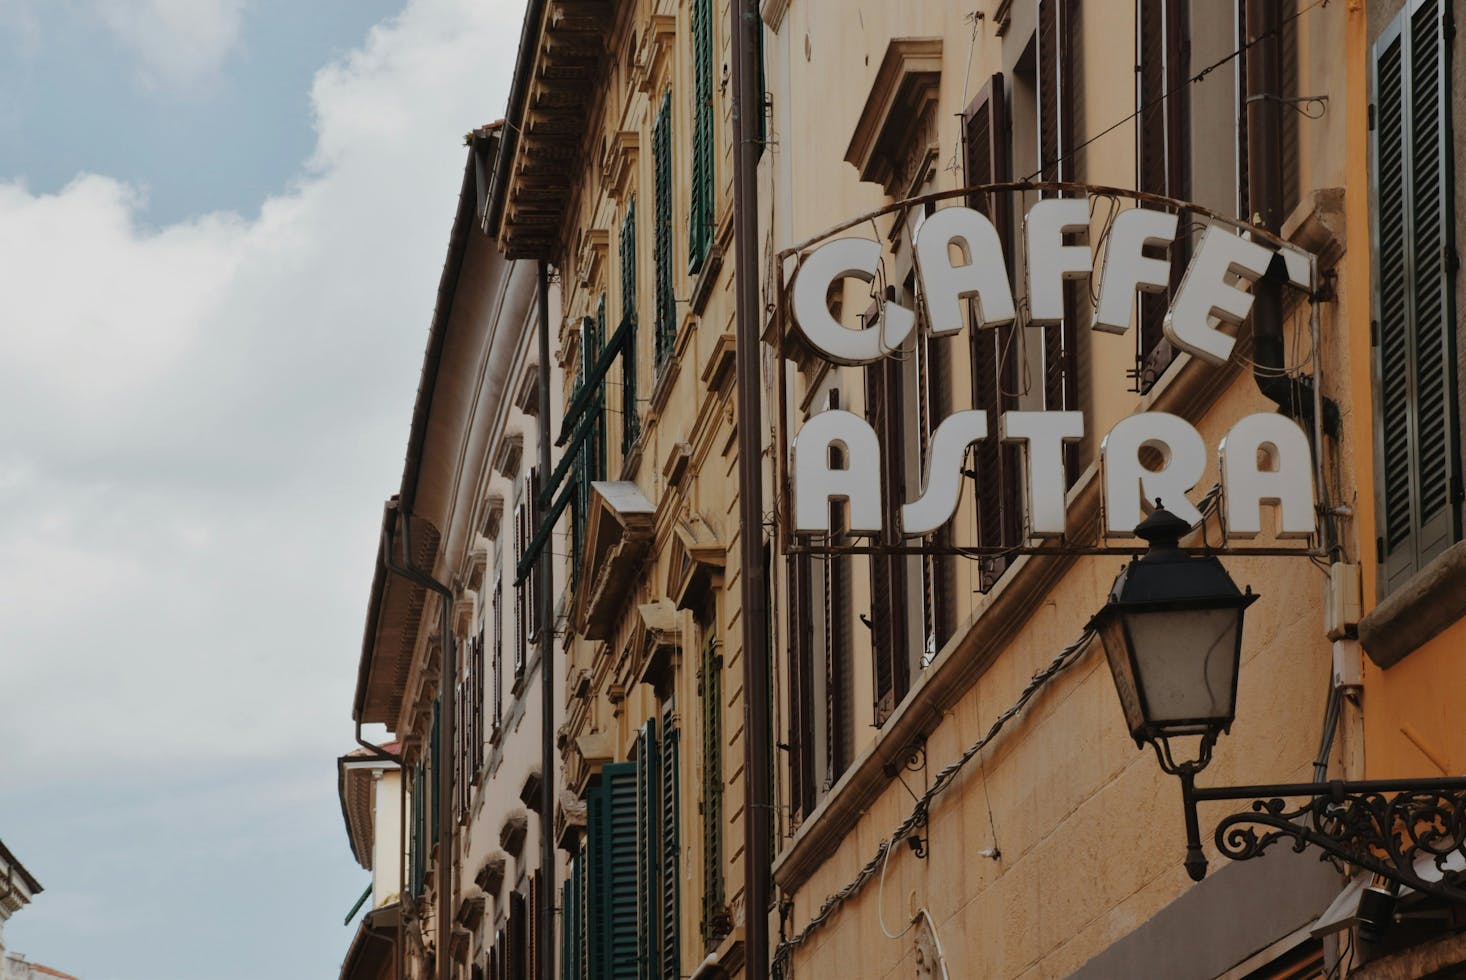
<box><xmin>1089</xmin><ymin>506</ymin><xmax>1257</xmax><ymax>767</ymax></box>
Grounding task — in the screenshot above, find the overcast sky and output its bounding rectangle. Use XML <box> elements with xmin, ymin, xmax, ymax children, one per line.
<box><xmin>0</xmin><ymin>1</ymin><xmax>521</xmax><ymax>977</ymax></box>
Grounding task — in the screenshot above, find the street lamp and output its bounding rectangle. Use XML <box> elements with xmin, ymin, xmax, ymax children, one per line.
<box><xmin>1092</xmin><ymin>505</ymin><xmax>1466</xmax><ymax>902</ymax></box>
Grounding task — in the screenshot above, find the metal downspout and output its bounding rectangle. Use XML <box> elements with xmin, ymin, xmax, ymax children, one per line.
<box><xmin>536</xmin><ymin>259</ymin><xmax>557</xmax><ymax>980</ymax></box>
<box><xmin>730</xmin><ymin>1</ymin><xmax>772</xmax><ymax>978</ymax></box>
<box><xmin>381</xmin><ymin>518</ymin><xmax>455</xmax><ymax>980</ymax></box>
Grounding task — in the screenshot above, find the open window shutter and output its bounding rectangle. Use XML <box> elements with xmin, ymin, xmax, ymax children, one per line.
<box><xmin>1136</xmin><ymin>0</ymin><xmax>1188</xmax><ymax>391</ymax></box>
<box><xmin>527</xmin><ymin>874</ymin><xmax>539</xmax><ymax>980</ymax></box>
<box><xmin>786</xmin><ymin>553</ymin><xmax>816</xmax><ymax>824</ymax></box>
<box><xmin>586</xmin><ymin>782</ymin><xmax>608</xmax><ymax>978</ymax></box>
<box><xmin>1038</xmin><ymin>0</ymin><xmax>1082</xmax><ymax>476</ymax></box>
<box><xmin>621</xmin><ymin>203</ymin><xmax>641</xmax><ymax>454</ymax></box>
<box><xmin>700</xmin><ymin>630</ymin><xmax>724</xmax><ymax>941</ymax></box>
<box><xmin>1374</xmin><ymin>0</ymin><xmax>1461</xmax><ymax>594</ymax></box>
<box><xmin>964</xmin><ymin>73</ymin><xmax>1023</xmax><ymax>590</ymax></box>
<box><xmin>603</xmin><ymin>762</ymin><xmax>639</xmax><ymax>979</ymax></box>
<box><xmin>690</xmin><ymin>0</ymin><xmax>715</xmax><ymax>271</ymax></box>
<box><xmin>659</xmin><ymin>717</ymin><xmax>680</xmax><ymax>980</ymax></box>
<box><xmin>492</xmin><ymin>582</ymin><xmax>504</xmax><ymax>731</ymax></box>
<box><xmin>429</xmin><ymin>698</ymin><xmax>441</xmax><ymax>847</ymax></box>
<box><xmin>635</xmin><ymin>722</ymin><xmax>661</xmax><ymax>980</ymax></box>
<box><xmin>654</xmin><ymin>92</ymin><xmax>676</xmax><ymax>366</ymax></box>
<box><xmin>822</xmin><ymin>389</ymin><xmax>854</xmax><ymax>778</ymax></box>
<box><xmin>514</xmin><ymin>499</ymin><xmax>528</xmax><ymax>676</ymax></box>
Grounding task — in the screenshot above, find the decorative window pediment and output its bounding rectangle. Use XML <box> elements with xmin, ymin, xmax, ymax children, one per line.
<box><xmin>667</xmin><ymin>515</ymin><xmax>725</xmax><ymax>611</ymax></box>
<box><xmin>844</xmin><ymin>38</ymin><xmax>944</xmax><ymax>198</ymax></box>
<box><xmin>493</xmin><ymin>433</ymin><xmax>524</xmax><ymax>479</ymax></box>
<box><xmin>634</xmin><ymin>598</ymin><xmax>682</xmax><ymax>695</ymax></box>
<box><xmin>573</xmin><ymin>481</ymin><xmax>658</xmax><ymax>639</ymax></box>
<box><xmin>604</xmin><ymin>130</ymin><xmax>640</xmax><ymax>202</ymax></box>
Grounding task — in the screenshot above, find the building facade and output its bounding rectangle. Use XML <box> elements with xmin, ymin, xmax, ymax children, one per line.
<box><xmin>339</xmin><ymin>2</ymin><xmax>1466</xmax><ymax>978</ymax></box>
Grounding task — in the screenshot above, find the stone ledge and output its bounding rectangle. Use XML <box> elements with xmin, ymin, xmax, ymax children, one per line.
<box><xmin>1359</xmin><ymin>541</ymin><xmax>1466</xmax><ymax>669</ymax></box>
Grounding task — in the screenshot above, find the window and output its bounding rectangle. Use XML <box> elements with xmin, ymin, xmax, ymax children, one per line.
<box><xmin>1371</xmin><ymin>0</ymin><xmax>1461</xmax><ymax>595</ymax></box>
<box><xmin>864</xmin><ymin>335</ymin><xmax>909</xmax><ymax>725</ymax></box>
<box><xmin>698</xmin><ymin>624</ymin><xmax>725</xmax><ymax>944</ymax></box>
<box><xmin>690</xmin><ymin>0</ymin><xmax>715</xmax><ymax>271</ymax></box>
<box><xmin>653</xmin><ymin>92</ymin><xmax>676</xmax><ymax>368</ymax></box>
<box><xmin>823</xmin><ymin>390</ymin><xmax>855</xmax><ymax>783</ymax></box>
<box><xmin>573</xmin><ymin>299</ymin><xmax>610</xmax><ymax>588</ymax></box>
<box><xmin>621</xmin><ymin>202</ymin><xmax>641</xmax><ymax>454</ymax></box>
<box><xmin>573</xmin><ymin>721</ymin><xmax>680</xmax><ymax>980</ymax></box>
<box><xmin>786</xmin><ymin>549</ymin><xmax>817</xmax><ymax>825</ymax></box>
<box><xmin>512</xmin><ymin>475</ymin><xmax>537</xmax><ymax>679</ymax></box>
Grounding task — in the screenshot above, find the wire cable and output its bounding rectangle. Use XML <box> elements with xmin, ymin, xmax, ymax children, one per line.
<box><xmin>772</xmin><ymin>626</ymin><xmax>1096</xmax><ymax>977</ymax></box>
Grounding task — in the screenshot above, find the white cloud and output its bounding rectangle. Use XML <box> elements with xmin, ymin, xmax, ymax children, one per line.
<box><xmin>0</xmin><ymin>0</ymin><xmax>523</xmax><ymax>784</ymax></box>
<box><xmin>94</xmin><ymin>0</ymin><xmax>250</xmax><ymax>90</ymax></box>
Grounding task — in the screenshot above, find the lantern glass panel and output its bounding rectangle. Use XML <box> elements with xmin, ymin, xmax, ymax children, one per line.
<box><xmin>1125</xmin><ymin>607</ymin><xmax>1240</xmax><ymax>727</ymax></box>
<box><xmin>1096</xmin><ymin>612</ymin><xmax>1146</xmax><ymax>737</ymax></box>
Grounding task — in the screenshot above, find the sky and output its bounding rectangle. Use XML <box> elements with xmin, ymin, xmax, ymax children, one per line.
<box><xmin>0</xmin><ymin>1</ymin><xmax>523</xmax><ymax>977</ymax></box>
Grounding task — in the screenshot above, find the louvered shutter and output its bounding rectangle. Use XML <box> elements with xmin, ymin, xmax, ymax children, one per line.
<box><xmin>635</xmin><ymin>722</ymin><xmax>661</xmax><ymax>980</ymax></box>
<box><xmin>587</xmin><ymin>782</ymin><xmax>609</xmax><ymax>978</ymax></box>
<box><xmin>690</xmin><ymin>0</ymin><xmax>715</xmax><ymax>271</ymax></box>
<box><xmin>514</xmin><ymin>497</ymin><xmax>528</xmax><ymax>677</ymax></box>
<box><xmin>963</xmin><ymin>74</ymin><xmax>1024</xmax><ymax>590</ymax></box>
<box><xmin>787</xmin><ymin>553</ymin><xmax>816</xmax><ymax>823</ymax></box>
<box><xmin>621</xmin><ymin>203</ymin><xmax>641</xmax><ymax>454</ymax></box>
<box><xmin>528</xmin><ymin>873</ymin><xmax>540</xmax><ymax>980</ymax></box>
<box><xmin>473</xmin><ymin>629</ymin><xmax>485</xmax><ymax>779</ymax></box>
<box><xmin>1136</xmin><ymin>0</ymin><xmax>1187</xmax><ymax>391</ymax></box>
<box><xmin>429</xmin><ymin>698</ymin><xmax>440</xmax><ymax>847</ymax></box>
<box><xmin>604</xmin><ymin>763</ymin><xmax>639</xmax><ymax>979</ymax></box>
<box><xmin>1373</xmin><ymin>0</ymin><xmax>1461</xmax><ymax>594</ymax></box>
<box><xmin>659</xmin><ymin>717</ymin><xmax>681</xmax><ymax>980</ymax></box>
<box><xmin>864</xmin><ymin>358</ymin><xmax>904</xmax><ymax>726</ymax></box>
<box><xmin>492</xmin><ymin>581</ymin><xmax>504</xmax><ymax>732</ymax></box>
<box><xmin>822</xmin><ymin>390</ymin><xmax>854</xmax><ymax>779</ymax></box>
<box><xmin>700</xmin><ymin>631</ymin><xmax>724</xmax><ymax>941</ymax></box>
<box><xmin>1038</xmin><ymin>0</ymin><xmax>1082</xmax><ymax>473</ymax></box>
<box><xmin>653</xmin><ymin>92</ymin><xmax>676</xmax><ymax>367</ymax></box>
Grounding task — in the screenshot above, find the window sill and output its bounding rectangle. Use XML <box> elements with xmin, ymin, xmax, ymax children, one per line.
<box><xmin>1359</xmin><ymin>540</ymin><xmax>1466</xmax><ymax>669</ymax></box>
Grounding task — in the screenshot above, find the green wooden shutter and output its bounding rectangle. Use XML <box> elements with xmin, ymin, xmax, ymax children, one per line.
<box><xmin>659</xmin><ymin>718</ymin><xmax>680</xmax><ymax>980</ymax></box>
<box><xmin>591</xmin><ymin>762</ymin><xmax>639</xmax><ymax>980</ymax></box>
<box><xmin>429</xmin><ymin>698</ymin><xmax>440</xmax><ymax>846</ymax></box>
<box><xmin>653</xmin><ymin>92</ymin><xmax>676</xmax><ymax>368</ymax></box>
<box><xmin>1372</xmin><ymin>0</ymin><xmax>1461</xmax><ymax>595</ymax></box>
<box><xmin>690</xmin><ymin>0</ymin><xmax>715</xmax><ymax>271</ymax></box>
<box><xmin>586</xmin><ymin>782</ymin><xmax>608</xmax><ymax>979</ymax></box>
<box><xmin>635</xmin><ymin>721</ymin><xmax>661</xmax><ymax>980</ymax></box>
<box><xmin>621</xmin><ymin>203</ymin><xmax>640</xmax><ymax>455</ymax></box>
<box><xmin>700</xmin><ymin>631</ymin><xmax>724</xmax><ymax>941</ymax></box>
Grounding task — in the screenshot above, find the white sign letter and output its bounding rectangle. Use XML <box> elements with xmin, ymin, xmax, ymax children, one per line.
<box><xmin>1091</xmin><ymin>207</ymin><xmax>1179</xmax><ymax>335</ymax></box>
<box><xmin>901</xmin><ymin>411</ymin><xmax>990</xmax><ymax>536</ymax></box>
<box><xmin>1026</xmin><ymin>198</ymin><xmax>1092</xmax><ymax>325</ymax></box>
<box><xmin>1102</xmin><ymin>412</ymin><xmax>1206</xmax><ymax>533</ymax></box>
<box><xmin>1219</xmin><ymin>414</ymin><xmax>1316</xmax><ymax>538</ymax></box>
<box><xmin>1001</xmin><ymin>411</ymin><xmax>1085</xmax><ymax>535</ymax></box>
<box><xmin>914</xmin><ymin>206</ymin><xmax>1017</xmax><ymax>335</ymax></box>
<box><xmin>791</xmin><ymin>237</ymin><xmax>915</xmax><ymax>364</ymax></box>
<box><xmin>1163</xmin><ymin>225</ymin><xmax>1275</xmax><ymax>366</ymax></box>
<box><xmin>793</xmin><ymin>410</ymin><xmax>883</xmax><ymax>534</ymax></box>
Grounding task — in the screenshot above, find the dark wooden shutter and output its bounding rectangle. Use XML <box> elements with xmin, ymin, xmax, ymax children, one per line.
<box><xmin>1038</xmin><ymin>0</ymin><xmax>1082</xmax><ymax>471</ymax></box>
<box><xmin>621</xmin><ymin>203</ymin><xmax>641</xmax><ymax>454</ymax></box>
<box><xmin>603</xmin><ymin>763</ymin><xmax>639</xmax><ymax>979</ymax></box>
<box><xmin>699</xmin><ymin>628</ymin><xmax>724</xmax><ymax>942</ymax></box>
<box><xmin>1373</xmin><ymin>0</ymin><xmax>1461</xmax><ymax>594</ymax></box>
<box><xmin>786</xmin><ymin>553</ymin><xmax>816</xmax><ymax>825</ymax></box>
<box><xmin>690</xmin><ymin>0</ymin><xmax>715</xmax><ymax>271</ymax></box>
<box><xmin>509</xmin><ymin>890</ymin><xmax>528</xmax><ymax>979</ymax></box>
<box><xmin>659</xmin><ymin>716</ymin><xmax>681</xmax><ymax>980</ymax></box>
<box><xmin>514</xmin><ymin>491</ymin><xmax>529</xmax><ymax>678</ymax></box>
<box><xmin>820</xmin><ymin>390</ymin><xmax>854</xmax><ymax>780</ymax></box>
<box><xmin>527</xmin><ymin>873</ymin><xmax>540</xmax><ymax>980</ymax></box>
<box><xmin>653</xmin><ymin>92</ymin><xmax>676</xmax><ymax>367</ymax></box>
<box><xmin>635</xmin><ymin>722</ymin><xmax>660</xmax><ymax>980</ymax></box>
<box><xmin>864</xmin><ymin>354</ymin><xmax>908</xmax><ymax>726</ymax></box>
<box><xmin>492</xmin><ymin>580</ymin><xmax>504</xmax><ymax>732</ymax></box>
<box><xmin>1136</xmin><ymin>0</ymin><xmax>1188</xmax><ymax>392</ymax></box>
<box><xmin>964</xmin><ymin>74</ymin><xmax>1024</xmax><ymax>589</ymax></box>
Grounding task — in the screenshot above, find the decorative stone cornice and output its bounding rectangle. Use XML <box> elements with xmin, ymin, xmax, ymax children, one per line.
<box><xmin>844</xmin><ymin>38</ymin><xmax>943</xmax><ymax>197</ymax></box>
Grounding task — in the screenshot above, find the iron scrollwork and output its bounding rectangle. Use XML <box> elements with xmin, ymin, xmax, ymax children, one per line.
<box><xmin>1200</xmin><ymin>782</ymin><xmax>1466</xmax><ymax>903</ymax></box>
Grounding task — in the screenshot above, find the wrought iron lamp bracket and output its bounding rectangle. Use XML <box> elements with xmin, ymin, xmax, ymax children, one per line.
<box><xmin>1174</xmin><ymin>775</ymin><xmax>1466</xmax><ymax>903</ymax></box>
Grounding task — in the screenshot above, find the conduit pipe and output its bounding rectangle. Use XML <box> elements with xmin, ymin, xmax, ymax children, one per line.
<box><xmin>536</xmin><ymin>259</ymin><xmax>557</xmax><ymax>980</ymax></box>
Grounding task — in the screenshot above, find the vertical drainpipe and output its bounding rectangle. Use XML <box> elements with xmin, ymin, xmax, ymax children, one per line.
<box><xmin>381</xmin><ymin>517</ymin><xmax>455</xmax><ymax>980</ymax></box>
<box><xmin>730</xmin><ymin>0</ymin><xmax>772</xmax><ymax>977</ymax></box>
<box><xmin>536</xmin><ymin>259</ymin><xmax>557</xmax><ymax>980</ymax></box>
<box><xmin>1245</xmin><ymin>0</ymin><xmax>1290</xmax><ymax>405</ymax></box>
